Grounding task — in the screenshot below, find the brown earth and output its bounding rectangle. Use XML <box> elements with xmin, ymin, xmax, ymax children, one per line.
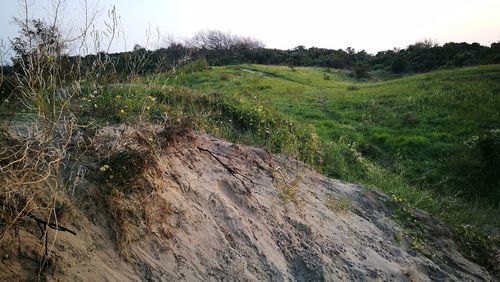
<box><xmin>0</xmin><ymin>125</ymin><xmax>494</xmax><ymax>281</ymax></box>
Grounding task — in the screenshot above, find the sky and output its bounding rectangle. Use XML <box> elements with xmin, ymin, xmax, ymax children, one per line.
<box><xmin>1</xmin><ymin>0</ymin><xmax>500</xmax><ymax>56</ymax></box>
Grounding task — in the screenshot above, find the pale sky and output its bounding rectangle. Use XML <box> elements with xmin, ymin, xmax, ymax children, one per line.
<box><xmin>1</xmin><ymin>0</ymin><xmax>500</xmax><ymax>56</ymax></box>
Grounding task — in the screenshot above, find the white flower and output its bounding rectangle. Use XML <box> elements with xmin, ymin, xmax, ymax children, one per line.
<box><xmin>99</xmin><ymin>164</ymin><xmax>110</xmax><ymax>172</ymax></box>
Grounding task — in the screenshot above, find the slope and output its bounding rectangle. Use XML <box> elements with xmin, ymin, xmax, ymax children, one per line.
<box><xmin>160</xmin><ymin>64</ymin><xmax>500</xmax><ymax>230</ymax></box>
<box><xmin>0</xmin><ymin>125</ymin><xmax>493</xmax><ymax>280</ymax></box>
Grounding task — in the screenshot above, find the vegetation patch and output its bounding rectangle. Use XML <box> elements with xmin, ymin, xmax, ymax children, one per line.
<box><xmin>99</xmin><ymin>150</ymin><xmax>154</xmax><ymax>195</ymax></box>
<box><xmin>272</xmin><ymin>167</ymin><xmax>304</xmax><ymax>207</ymax></box>
<box><xmin>387</xmin><ymin>195</ymin><xmax>426</xmax><ymax>253</ymax></box>
<box><xmin>325</xmin><ymin>195</ymin><xmax>352</xmax><ymax>213</ymax></box>
<box><xmin>453</xmin><ymin>224</ymin><xmax>498</xmax><ymax>274</ymax></box>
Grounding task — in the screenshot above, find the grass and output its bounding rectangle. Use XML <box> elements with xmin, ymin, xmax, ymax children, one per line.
<box><xmin>325</xmin><ymin>195</ymin><xmax>352</xmax><ymax>213</ymax></box>
<box><xmin>272</xmin><ymin>167</ymin><xmax>304</xmax><ymax>207</ymax></box>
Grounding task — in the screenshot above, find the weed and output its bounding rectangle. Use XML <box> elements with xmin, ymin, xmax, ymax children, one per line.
<box><xmin>454</xmin><ymin>224</ymin><xmax>498</xmax><ymax>272</ymax></box>
<box><xmin>272</xmin><ymin>167</ymin><xmax>304</xmax><ymax>207</ymax></box>
<box><xmin>99</xmin><ymin>150</ymin><xmax>153</xmax><ymax>194</ymax></box>
<box><xmin>393</xmin><ymin>232</ymin><xmax>403</xmax><ymax>246</ymax></box>
<box><xmin>387</xmin><ymin>194</ymin><xmax>426</xmax><ymax>252</ymax></box>
<box><xmin>0</xmin><ymin>1</ymin><xmax>127</xmax><ymax>275</ymax></box>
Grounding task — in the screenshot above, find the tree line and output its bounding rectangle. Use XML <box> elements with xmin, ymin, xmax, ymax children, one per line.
<box><xmin>98</xmin><ymin>32</ymin><xmax>500</xmax><ymax>79</ymax></box>
<box><xmin>2</xmin><ymin>28</ymin><xmax>500</xmax><ymax>96</ymax></box>
<box><xmin>105</xmin><ymin>34</ymin><xmax>500</xmax><ymax>75</ymax></box>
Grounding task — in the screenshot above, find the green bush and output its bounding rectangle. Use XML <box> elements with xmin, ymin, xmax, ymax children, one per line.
<box><xmin>448</xmin><ymin>129</ymin><xmax>500</xmax><ymax>203</ymax></box>
<box><xmin>391</xmin><ymin>56</ymin><xmax>408</xmax><ymax>73</ymax></box>
<box><xmin>179</xmin><ymin>57</ymin><xmax>208</xmax><ymax>74</ymax></box>
<box><xmin>352</xmin><ymin>64</ymin><xmax>370</xmax><ymax>79</ymax></box>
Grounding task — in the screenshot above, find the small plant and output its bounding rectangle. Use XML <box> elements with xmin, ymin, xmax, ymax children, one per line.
<box><xmin>454</xmin><ymin>224</ymin><xmax>498</xmax><ymax>271</ymax></box>
<box><xmin>387</xmin><ymin>194</ymin><xmax>426</xmax><ymax>252</ymax></box>
<box><xmin>100</xmin><ymin>150</ymin><xmax>154</xmax><ymax>194</ymax></box>
<box><xmin>448</xmin><ymin>128</ymin><xmax>500</xmax><ymax>203</ymax></box>
<box><xmin>323</xmin><ymin>73</ymin><xmax>330</xmax><ymax>81</ymax></box>
<box><xmin>272</xmin><ymin>167</ymin><xmax>304</xmax><ymax>207</ymax></box>
<box><xmin>325</xmin><ymin>195</ymin><xmax>351</xmax><ymax>213</ymax></box>
<box><xmin>403</xmin><ymin>111</ymin><xmax>418</xmax><ymax>125</ymax></box>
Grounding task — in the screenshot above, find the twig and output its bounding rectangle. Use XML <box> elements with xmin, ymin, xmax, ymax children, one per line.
<box><xmin>27</xmin><ymin>214</ymin><xmax>76</xmax><ymax>236</ymax></box>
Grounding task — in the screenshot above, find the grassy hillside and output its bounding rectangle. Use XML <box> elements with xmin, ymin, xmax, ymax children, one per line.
<box><xmin>141</xmin><ymin>64</ymin><xmax>500</xmax><ymax>238</ymax></box>
<box><xmin>162</xmin><ymin>64</ymin><xmax>500</xmax><ymax>201</ymax></box>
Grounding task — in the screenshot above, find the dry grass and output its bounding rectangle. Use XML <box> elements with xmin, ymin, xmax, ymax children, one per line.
<box><xmin>325</xmin><ymin>195</ymin><xmax>352</xmax><ymax>213</ymax></box>
<box><xmin>272</xmin><ymin>167</ymin><xmax>304</xmax><ymax>207</ymax></box>
<box><xmin>0</xmin><ymin>0</ymin><xmax>130</xmax><ymax>274</ymax></box>
<box><xmin>0</xmin><ymin>119</ymin><xmax>77</xmax><ymax>276</ymax></box>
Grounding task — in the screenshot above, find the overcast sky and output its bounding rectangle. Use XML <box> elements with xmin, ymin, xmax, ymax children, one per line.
<box><xmin>1</xmin><ymin>0</ymin><xmax>500</xmax><ymax>55</ymax></box>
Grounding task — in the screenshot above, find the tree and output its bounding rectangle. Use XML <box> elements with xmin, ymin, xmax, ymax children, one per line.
<box><xmin>391</xmin><ymin>55</ymin><xmax>408</xmax><ymax>73</ymax></box>
<box><xmin>133</xmin><ymin>44</ymin><xmax>146</xmax><ymax>53</ymax></box>
<box><xmin>187</xmin><ymin>30</ymin><xmax>263</xmax><ymax>51</ymax></box>
<box><xmin>352</xmin><ymin>64</ymin><xmax>370</xmax><ymax>79</ymax></box>
<box><xmin>409</xmin><ymin>38</ymin><xmax>438</xmax><ymax>50</ymax></box>
<box><xmin>11</xmin><ymin>18</ymin><xmax>65</xmax><ymax>68</ymax></box>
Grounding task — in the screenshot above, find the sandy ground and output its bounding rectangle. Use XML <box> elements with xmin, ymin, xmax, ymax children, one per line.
<box><xmin>0</xmin><ymin>125</ymin><xmax>494</xmax><ymax>281</ymax></box>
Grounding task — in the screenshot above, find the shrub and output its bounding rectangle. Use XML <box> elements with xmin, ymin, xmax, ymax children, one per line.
<box><xmin>448</xmin><ymin>129</ymin><xmax>500</xmax><ymax>202</ymax></box>
<box><xmin>391</xmin><ymin>56</ymin><xmax>408</xmax><ymax>73</ymax></box>
<box><xmin>180</xmin><ymin>57</ymin><xmax>208</xmax><ymax>74</ymax></box>
<box><xmin>352</xmin><ymin>64</ymin><xmax>370</xmax><ymax>79</ymax></box>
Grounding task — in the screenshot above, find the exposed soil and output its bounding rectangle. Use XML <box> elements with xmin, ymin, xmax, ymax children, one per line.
<box><xmin>0</xmin><ymin>125</ymin><xmax>495</xmax><ymax>281</ymax></box>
